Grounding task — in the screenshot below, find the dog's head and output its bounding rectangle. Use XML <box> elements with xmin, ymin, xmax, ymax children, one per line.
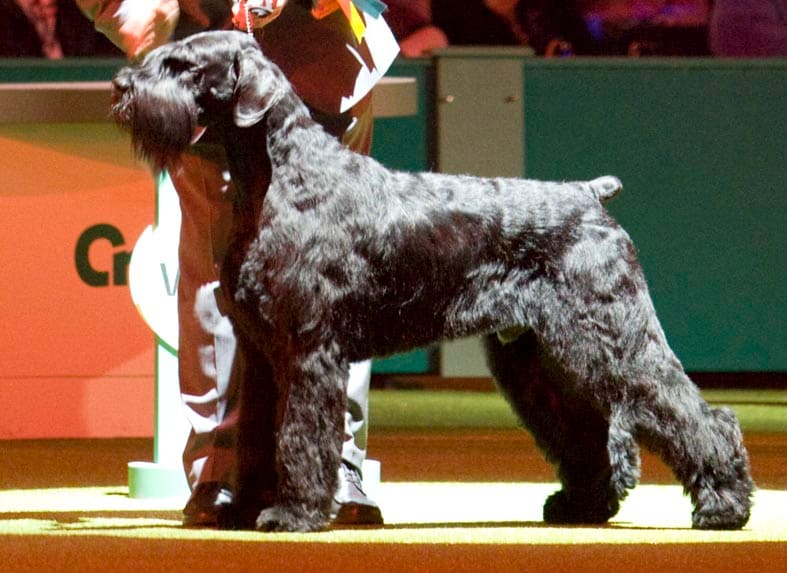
<box><xmin>112</xmin><ymin>30</ymin><xmax>287</xmax><ymax>168</ymax></box>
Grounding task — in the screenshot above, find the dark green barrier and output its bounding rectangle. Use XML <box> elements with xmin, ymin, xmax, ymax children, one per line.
<box><xmin>0</xmin><ymin>58</ymin><xmax>122</xmax><ymax>82</ymax></box>
<box><xmin>522</xmin><ymin>58</ymin><xmax>787</xmax><ymax>371</ymax></box>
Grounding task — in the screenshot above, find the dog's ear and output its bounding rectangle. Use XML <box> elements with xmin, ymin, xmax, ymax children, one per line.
<box><xmin>233</xmin><ymin>47</ymin><xmax>283</xmax><ymax>128</ymax></box>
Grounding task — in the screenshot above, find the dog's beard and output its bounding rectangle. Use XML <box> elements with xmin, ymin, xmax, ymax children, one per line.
<box><xmin>112</xmin><ymin>77</ymin><xmax>199</xmax><ymax>170</ymax></box>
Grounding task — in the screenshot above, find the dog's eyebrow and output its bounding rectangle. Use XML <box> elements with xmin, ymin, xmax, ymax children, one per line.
<box><xmin>160</xmin><ymin>43</ymin><xmax>199</xmax><ymax>70</ymax></box>
<box><xmin>162</xmin><ymin>56</ymin><xmax>190</xmax><ymax>70</ymax></box>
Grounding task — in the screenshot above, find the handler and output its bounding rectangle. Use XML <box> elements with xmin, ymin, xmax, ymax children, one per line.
<box><xmin>77</xmin><ymin>0</ymin><xmax>398</xmax><ymax>527</ymax></box>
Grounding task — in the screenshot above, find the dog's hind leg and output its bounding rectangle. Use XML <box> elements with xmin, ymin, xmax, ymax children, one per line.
<box><xmin>535</xmin><ymin>281</ymin><xmax>753</xmax><ymax>529</ymax></box>
<box><xmin>483</xmin><ymin>332</ymin><xmax>637</xmax><ymax>524</ymax></box>
<box><xmin>254</xmin><ymin>347</ymin><xmax>347</xmax><ymax>532</ymax></box>
<box><xmin>528</xmin><ymin>210</ymin><xmax>753</xmax><ymax>529</ymax></box>
<box><xmin>611</xmin><ymin>364</ymin><xmax>754</xmax><ymax>530</ymax></box>
<box><xmin>534</xmin><ymin>299</ymin><xmax>753</xmax><ymax>529</ymax></box>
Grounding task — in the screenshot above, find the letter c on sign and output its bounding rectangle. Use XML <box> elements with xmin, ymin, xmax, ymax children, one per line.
<box><xmin>75</xmin><ymin>224</ymin><xmax>130</xmax><ymax>287</ymax></box>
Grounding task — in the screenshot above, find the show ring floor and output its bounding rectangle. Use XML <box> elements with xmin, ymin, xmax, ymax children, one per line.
<box><xmin>1</xmin><ymin>482</ymin><xmax>786</xmax><ymax>573</ymax></box>
<box><xmin>1</xmin><ymin>389</ymin><xmax>784</xmax><ymax>571</ymax></box>
<box><xmin>1</xmin><ymin>482</ymin><xmax>786</xmax><ymax>544</ymax></box>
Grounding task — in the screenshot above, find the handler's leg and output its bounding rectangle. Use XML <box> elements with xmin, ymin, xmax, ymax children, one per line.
<box><xmin>174</xmin><ymin>133</ymin><xmax>381</xmax><ymax>526</ymax></box>
<box><xmin>326</xmin><ymin>94</ymin><xmax>383</xmax><ymax>524</ymax></box>
<box><xmin>333</xmin><ymin>359</ymin><xmax>383</xmax><ymax>524</ymax></box>
<box><xmin>168</xmin><ymin>145</ymin><xmax>238</xmax><ymax>526</ymax></box>
<box><xmin>313</xmin><ymin>94</ymin><xmax>383</xmax><ymax>524</ymax></box>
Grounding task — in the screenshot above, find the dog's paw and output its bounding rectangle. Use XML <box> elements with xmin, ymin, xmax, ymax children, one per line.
<box><xmin>692</xmin><ymin>484</ymin><xmax>752</xmax><ymax>530</ymax></box>
<box><xmin>255</xmin><ymin>505</ymin><xmax>328</xmax><ymax>532</ymax></box>
<box><xmin>215</xmin><ymin>503</ymin><xmax>258</xmax><ymax>530</ymax></box>
<box><xmin>543</xmin><ymin>490</ymin><xmax>619</xmax><ymax>525</ymax></box>
<box><xmin>692</xmin><ymin>506</ymin><xmax>751</xmax><ymax>530</ymax></box>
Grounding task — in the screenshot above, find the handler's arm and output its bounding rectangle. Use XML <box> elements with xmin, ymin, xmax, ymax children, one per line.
<box><xmin>76</xmin><ymin>0</ymin><xmax>180</xmax><ymax>58</ymax></box>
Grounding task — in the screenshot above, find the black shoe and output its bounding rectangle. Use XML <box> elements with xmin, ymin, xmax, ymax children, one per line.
<box><xmin>331</xmin><ymin>462</ymin><xmax>384</xmax><ymax>525</ymax></box>
<box><xmin>182</xmin><ymin>482</ymin><xmax>233</xmax><ymax>527</ymax></box>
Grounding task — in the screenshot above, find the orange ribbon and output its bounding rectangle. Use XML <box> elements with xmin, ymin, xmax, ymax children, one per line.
<box><xmin>312</xmin><ymin>0</ymin><xmax>366</xmax><ymax>41</ymax></box>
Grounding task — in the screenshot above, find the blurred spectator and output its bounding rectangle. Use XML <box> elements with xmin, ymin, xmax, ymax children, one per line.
<box><xmin>504</xmin><ymin>0</ymin><xmax>598</xmax><ymax>55</ymax></box>
<box><xmin>579</xmin><ymin>0</ymin><xmax>710</xmax><ymax>55</ymax></box>
<box><xmin>430</xmin><ymin>0</ymin><xmax>595</xmax><ymax>55</ymax></box>
<box><xmin>431</xmin><ymin>0</ymin><xmax>521</xmax><ymax>46</ymax></box>
<box><xmin>580</xmin><ymin>0</ymin><xmax>708</xmax><ymax>28</ymax></box>
<box><xmin>709</xmin><ymin>0</ymin><xmax>787</xmax><ymax>56</ymax></box>
<box><xmin>0</xmin><ymin>0</ymin><xmax>122</xmax><ymax>57</ymax></box>
<box><xmin>384</xmin><ymin>0</ymin><xmax>448</xmax><ymax>56</ymax></box>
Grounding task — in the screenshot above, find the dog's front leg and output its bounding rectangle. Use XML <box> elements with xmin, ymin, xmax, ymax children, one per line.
<box><xmin>255</xmin><ymin>348</ymin><xmax>347</xmax><ymax>532</ymax></box>
<box><xmin>227</xmin><ymin>341</ymin><xmax>279</xmax><ymax>529</ymax></box>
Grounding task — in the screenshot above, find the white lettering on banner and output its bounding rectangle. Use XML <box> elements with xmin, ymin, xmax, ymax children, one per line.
<box><xmin>128</xmin><ymin>172</ymin><xmax>181</xmax><ymax>351</ymax></box>
<box><xmin>160</xmin><ymin>263</ymin><xmax>179</xmax><ymax>297</ymax></box>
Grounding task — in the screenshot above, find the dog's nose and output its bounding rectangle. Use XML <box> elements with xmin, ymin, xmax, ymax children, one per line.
<box><xmin>112</xmin><ymin>74</ymin><xmax>130</xmax><ymax>91</ymax></box>
<box><xmin>111</xmin><ymin>75</ymin><xmax>131</xmax><ymax>104</ymax></box>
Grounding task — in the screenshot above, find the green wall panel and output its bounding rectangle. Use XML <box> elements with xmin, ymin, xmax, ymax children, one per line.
<box><xmin>0</xmin><ymin>58</ymin><xmax>122</xmax><ymax>82</ymax></box>
<box><xmin>522</xmin><ymin>59</ymin><xmax>787</xmax><ymax>371</ymax></box>
<box><xmin>371</xmin><ymin>57</ymin><xmax>434</xmax><ymax>172</ymax></box>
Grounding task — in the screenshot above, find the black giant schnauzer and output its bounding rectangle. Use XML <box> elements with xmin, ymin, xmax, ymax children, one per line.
<box><xmin>111</xmin><ymin>30</ymin><xmax>753</xmax><ymax>532</ymax></box>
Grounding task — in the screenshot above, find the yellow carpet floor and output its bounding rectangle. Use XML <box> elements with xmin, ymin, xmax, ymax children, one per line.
<box><xmin>1</xmin><ymin>482</ymin><xmax>785</xmax><ymax>572</ymax></box>
<box><xmin>1</xmin><ymin>482</ymin><xmax>785</xmax><ymax>543</ymax></box>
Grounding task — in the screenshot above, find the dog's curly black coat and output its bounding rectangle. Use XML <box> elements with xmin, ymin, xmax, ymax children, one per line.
<box><xmin>112</xmin><ymin>30</ymin><xmax>753</xmax><ymax>532</ymax></box>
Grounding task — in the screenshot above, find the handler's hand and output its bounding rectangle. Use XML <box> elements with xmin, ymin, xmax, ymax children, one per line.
<box><xmin>116</xmin><ymin>0</ymin><xmax>180</xmax><ymax>59</ymax></box>
<box><xmin>232</xmin><ymin>0</ymin><xmax>287</xmax><ymax>31</ymax></box>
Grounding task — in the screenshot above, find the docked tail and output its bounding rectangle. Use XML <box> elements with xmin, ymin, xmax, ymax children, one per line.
<box><xmin>585</xmin><ymin>175</ymin><xmax>623</xmax><ymax>202</ymax></box>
